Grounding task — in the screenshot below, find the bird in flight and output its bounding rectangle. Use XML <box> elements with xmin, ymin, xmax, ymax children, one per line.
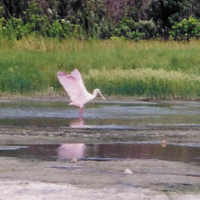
<box><xmin>57</xmin><ymin>69</ymin><xmax>105</xmax><ymax>118</ymax></box>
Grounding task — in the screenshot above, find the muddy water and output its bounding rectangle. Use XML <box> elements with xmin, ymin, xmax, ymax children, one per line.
<box><xmin>1</xmin><ymin>100</ymin><xmax>200</xmax><ymax>165</ymax></box>
<box><xmin>0</xmin><ymin>100</ymin><xmax>200</xmax><ymax>128</ymax></box>
<box><xmin>1</xmin><ymin>142</ymin><xmax>200</xmax><ymax>166</ymax></box>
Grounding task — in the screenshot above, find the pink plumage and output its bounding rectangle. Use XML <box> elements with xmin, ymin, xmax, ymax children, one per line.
<box><xmin>57</xmin><ymin>69</ymin><xmax>105</xmax><ymax>117</ymax></box>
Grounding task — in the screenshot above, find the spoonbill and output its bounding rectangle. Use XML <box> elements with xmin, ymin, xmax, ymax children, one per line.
<box><xmin>57</xmin><ymin>69</ymin><xmax>105</xmax><ymax>117</ymax></box>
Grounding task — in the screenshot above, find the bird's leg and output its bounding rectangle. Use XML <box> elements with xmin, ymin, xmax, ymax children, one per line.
<box><xmin>78</xmin><ymin>107</ymin><xmax>84</xmax><ymax>119</ymax></box>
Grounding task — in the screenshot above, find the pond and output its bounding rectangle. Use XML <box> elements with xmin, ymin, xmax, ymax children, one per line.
<box><xmin>0</xmin><ymin>99</ymin><xmax>200</xmax><ymax>165</ymax></box>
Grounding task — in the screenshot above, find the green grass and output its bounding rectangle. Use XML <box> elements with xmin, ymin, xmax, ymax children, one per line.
<box><xmin>1</xmin><ymin>36</ymin><xmax>200</xmax><ymax>99</ymax></box>
<box><xmin>86</xmin><ymin>68</ymin><xmax>200</xmax><ymax>99</ymax></box>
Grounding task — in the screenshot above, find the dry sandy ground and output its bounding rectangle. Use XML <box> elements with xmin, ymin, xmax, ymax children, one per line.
<box><xmin>1</xmin><ymin>180</ymin><xmax>200</xmax><ymax>200</ymax></box>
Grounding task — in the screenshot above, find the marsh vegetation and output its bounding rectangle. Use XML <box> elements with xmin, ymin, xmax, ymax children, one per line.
<box><xmin>1</xmin><ymin>1</ymin><xmax>200</xmax><ymax>99</ymax></box>
<box><xmin>0</xmin><ymin>38</ymin><xmax>200</xmax><ymax>99</ymax></box>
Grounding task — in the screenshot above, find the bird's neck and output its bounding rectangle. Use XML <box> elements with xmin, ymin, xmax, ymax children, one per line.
<box><xmin>92</xmin><ymin>89</ymin><xmax>98</xmax><ymax>98</ymax></box>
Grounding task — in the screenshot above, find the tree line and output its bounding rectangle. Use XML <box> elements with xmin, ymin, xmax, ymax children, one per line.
<box><xmin>1</xmin><ymin>0</ymin><xmax>200</xmax><ymax>40</ymax></box>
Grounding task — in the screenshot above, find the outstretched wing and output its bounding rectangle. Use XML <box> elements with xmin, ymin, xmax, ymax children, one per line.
<box><xmin>57</xmin><ymin>69</ymin><xmax>90</xmax><ymax>102</ymax></box>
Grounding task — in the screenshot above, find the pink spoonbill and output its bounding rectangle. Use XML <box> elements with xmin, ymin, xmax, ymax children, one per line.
<box><xmin>57</xmin><ymin>69</ymin><xmax>106</xmax><ymax>117</ymax></box>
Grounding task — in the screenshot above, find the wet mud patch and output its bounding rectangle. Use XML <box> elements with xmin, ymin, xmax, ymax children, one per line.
<box><xmin>156</xmin><ymin>183</ymin><xmax>200</xmax><ymax>193</ymax></box>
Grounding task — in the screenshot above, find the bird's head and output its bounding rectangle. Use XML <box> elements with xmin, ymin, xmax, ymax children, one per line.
<box><xmin>57</xmin><ymin>71</ymin><xmax>66</xmax><ymax>76</ymax></box>
<box><xmin>94</xmin><ymin>89</ymin><xmax>106</xmax><ymax>100</ymax></box>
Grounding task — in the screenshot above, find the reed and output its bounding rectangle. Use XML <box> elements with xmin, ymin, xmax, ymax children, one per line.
<box><xmin>1</xmin><ymin>37</ymin><xmax>200</xmax><ymax>98</ymax></box>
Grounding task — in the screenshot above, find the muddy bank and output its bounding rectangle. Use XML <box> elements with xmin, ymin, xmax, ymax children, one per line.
<box><xmin>0</xmin><ymin>125</ymin><xmax>200</xmax><ymax>144</ymax></box>
<box><xmin>1</xmin><ymin>156</ymin><xmax>200</xmax><ymax>200</ymax></box>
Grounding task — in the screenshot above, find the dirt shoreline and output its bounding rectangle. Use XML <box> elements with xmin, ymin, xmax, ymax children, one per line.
<box><xmin>1</xmin><ymin>153</ymin><xmax>200</xmax><ymax>200</ymax></box>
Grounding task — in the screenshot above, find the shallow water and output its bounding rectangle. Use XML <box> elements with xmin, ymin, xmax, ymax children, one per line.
<box><xmin>0</xmin><ymin>100</ymin><xmax>200</xmax><ymax>128</ymax></box>
<box><xmin>1</xmin><ymin>100</ymin><xmax>200</xmax><ymax>165</ymax></box>
<box><xmin>1</xmin><ymin>142</ymin><xmax>200</xmax><ymax>166</ymax></box>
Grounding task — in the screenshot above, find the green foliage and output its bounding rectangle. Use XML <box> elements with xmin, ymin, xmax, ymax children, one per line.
<box><xmin>0</xmin><ymin>17</ymin><xmax>5</xmax><ymax>35</ymax></box>
<box><xmin>0</xmin><ymin>3</ymin><xmax>5</xmax><ymax>18</ymax></box>
<box><xmin>147</xmin><ymin>0</ymin><xmax>192</xmax><ymax>38</ymax></box>
<box><xmin>23</xmin><ymin>1</ymin><xmax>50</xmax><ymax>36</ymax></box>
<box><xmin>113</xmin><ymin>19</ymin><xmax>157</xmax><ymax>40</ymax></box>
<box><xmin>48</xmin><ymin>20</ymin><xmax>64</xmax><ymax>38</ymax></box>
<box><xmin>170</xmin><ymin>17</ymin><xmax>200</xmax><ymax>41</ymax></box>
<box><xmin>3</xmin><ymin>17</ymin><xmax>26</xmax><ymax>39</ymax></box>
<box><xmin>1</xmin><ymin>16</ymin><xmax>75</xmax><ymax>40</ymax></box>
<box><xmin>1</xmin><ymin>0</ymin><xmax>200</xmax><ymax>40</ymax></box>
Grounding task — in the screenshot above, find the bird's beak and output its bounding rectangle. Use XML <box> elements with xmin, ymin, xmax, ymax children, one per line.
<box><xmin>98</xmin><ymin>90</ymin><xmax>106</xmax><ymax>100</ymax></box>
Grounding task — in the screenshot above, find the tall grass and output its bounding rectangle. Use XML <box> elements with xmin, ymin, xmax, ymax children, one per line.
<box><xmin>1</xmin><ymin>36</ymin><xmax>200</xmax><ymax>98</ymax></box>
<box><xmin>86</xmin><ymin>68</ymin><xmax>200</xmax><ymax>99</ymax></box>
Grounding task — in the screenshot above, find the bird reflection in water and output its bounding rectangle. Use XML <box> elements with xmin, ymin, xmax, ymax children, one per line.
<box><xmin>57</xmin><ymin>143</ymin><xmax>86</xmax><ymax>162</ymax></box>
<box><xmin>69</xmin><ymin>118</ymin><xmax>85</xmax><ymax>128</ymax></box>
